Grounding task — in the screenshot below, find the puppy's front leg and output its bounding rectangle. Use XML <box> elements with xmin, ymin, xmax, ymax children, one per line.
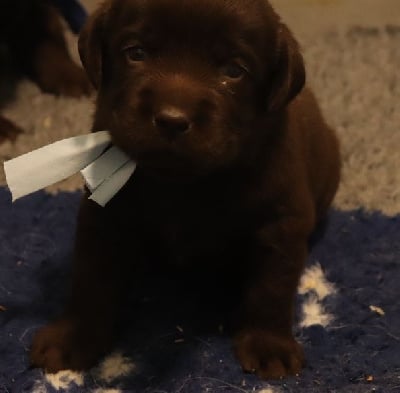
<box><xmin>30</xmin><ymin>197</ymin><xmax>132</xmax><ymax>373</ymax></box>
<box><xmin>234</xmin><ymin>216</ymin><xmax>311</xmax><ymax>379</ymax></box>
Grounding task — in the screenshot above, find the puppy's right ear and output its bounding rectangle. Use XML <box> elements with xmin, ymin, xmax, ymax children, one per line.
<box><xmin>266</xmin><ymin>24</ymin><xmax>305</xmax><ymax>113</ymax></box>
<box><xmin>78</xmin><ymin>4</ymin><xmax>109</xmax><ymax>90</ymax></box>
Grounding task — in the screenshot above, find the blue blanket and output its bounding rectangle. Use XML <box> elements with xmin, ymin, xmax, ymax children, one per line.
<box><xmin>1</xmin><ymin>188</ymin><xmax>399</xmax><ymax>393</ymax></box>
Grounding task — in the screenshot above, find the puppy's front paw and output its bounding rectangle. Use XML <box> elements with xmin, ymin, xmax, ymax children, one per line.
<box><xmin>30</xmin><ymin>318</ymin><xmax>107</xmax><ymax>373</ymax></box>
<box><xmin>234</xmin><ymin>329</ymin><xmax>304</xmax><ymax>379</ymax></box>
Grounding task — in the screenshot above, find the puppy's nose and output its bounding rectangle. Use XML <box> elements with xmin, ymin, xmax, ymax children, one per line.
<box><xmin>154</xmin><ymin>107</ymin><xmax>190</xmax><ymax>138</ymax></box>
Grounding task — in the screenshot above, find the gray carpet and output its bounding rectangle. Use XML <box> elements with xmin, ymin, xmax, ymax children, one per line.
<box><xmin>0</xmin><ymin>2</ymin><xmax>399</xmax><ymax>215</ymax></box>
<box><xmin>306</xmin><ymin>26</ymin><xmax>400</xmax><ymax>215</ymax></box>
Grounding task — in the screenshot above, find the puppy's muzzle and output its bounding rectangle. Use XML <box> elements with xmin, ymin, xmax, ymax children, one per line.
<box><xmin>138</xmin><ymin>74</ymin><xmax>215</xmax><ymax>142</ymax></box>
<box><xmin>153</xmin><ymin>106</ymin><xmax>191</xmax><ymax>140</ymax></box>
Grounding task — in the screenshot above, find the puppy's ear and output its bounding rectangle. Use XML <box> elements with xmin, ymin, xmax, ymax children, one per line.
<box><xmin>78</xmin><ymin>4</ymin><xmax>109</xmax><ymax>90</ymax></box>
<box><xmin>266</xmin><ymin>24</ymin><xmax>305</xmax><ymax>112</ymax></box>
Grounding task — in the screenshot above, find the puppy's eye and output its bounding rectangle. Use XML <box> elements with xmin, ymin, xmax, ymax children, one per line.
<box><xmin>220</xmin><ymin>61</ymin><xmax>247</xmax><ymax>80</ymax></box>
<box><xmin>123</xmin><ymin>45</ymin><xmax>147</xmax><ymax>62</ymax></box>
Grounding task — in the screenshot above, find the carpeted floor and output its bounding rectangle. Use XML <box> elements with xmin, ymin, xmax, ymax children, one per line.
<box><xmin>1</xmin><ymin>1</ymin><xmax>400</xmax><ymax>392</ymax></box>
<box><xmin>2</xmin><ymin>192</ymin><xmax>400</xmax><ymax>393</ymax></box>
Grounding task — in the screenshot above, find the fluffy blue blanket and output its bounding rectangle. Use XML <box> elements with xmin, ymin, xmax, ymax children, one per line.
<box><xmin>1</xmin><ymin>188</ymin><xmax>399</xmax><ymax>393</ymax></box>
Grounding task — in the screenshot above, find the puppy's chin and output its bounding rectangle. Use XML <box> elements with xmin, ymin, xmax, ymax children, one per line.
<box><xmin>111</xmin><ymin>141</ymin><xmax>219</xmax><ymax>178</ymax></box>
<box><xmin>146</xmin><ymin>151</ymin><xmax>244</xmax><ymax>179</ymax></box>
<box><xmin>134</xmin><ymin>153</ymin><xmax>207</xmax><ymax>178</ymax></box>
<box><xmin>110</xmin><ymin>128</ymin><xmax>241</xmax><ymax>178</ymax></box>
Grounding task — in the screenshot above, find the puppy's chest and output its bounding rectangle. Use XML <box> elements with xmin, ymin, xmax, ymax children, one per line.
<box><xmin>133</xmin><ymin>181</ymin><xmax>248</xmax><ymax>263</ymax></box>
<box><xmin>160</xmin><ymin>205</ymin><xmax>233</xmax><ymax>258</ymax></box>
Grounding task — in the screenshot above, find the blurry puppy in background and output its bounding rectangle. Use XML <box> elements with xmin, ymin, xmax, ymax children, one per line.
<box><xmin>30</xmin><ymin>0</ymin><xmax>340</xmax><ymax>380</ymax></box>
<box><xmin>0</xmin><ymin>0</ymin><xmax>90</xmax><ymax>143</ymax></box>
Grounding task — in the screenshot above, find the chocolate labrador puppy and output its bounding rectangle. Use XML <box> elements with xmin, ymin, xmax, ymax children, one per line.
<box><xmin>0</xmin><ymin>0</ymin><xmax>90</xmax><ymax>142</ymax></box>
<box><xmin>30</xmin><ymin>0</ymin><xmax>340</xmax><ymax>379</ymax></box>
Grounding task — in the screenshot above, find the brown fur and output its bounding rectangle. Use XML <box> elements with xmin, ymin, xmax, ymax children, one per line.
<box><xmin>30</xmin><ymin>0</ymin><xmax>340</xmax><ymax>379</ymax></box>
<box><xmin>0</xmin><ymin>0</ymin><xmax>91</xmax><ymax>143</ymax></box>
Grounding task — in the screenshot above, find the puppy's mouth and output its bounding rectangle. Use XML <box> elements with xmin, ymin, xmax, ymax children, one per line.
<box><xmin>132</xmin><ymin>150</ymin><xmax>208</xmax><ymax>177</ymax></box>
<box><xmin>110</xmin><ymin>125</ymin><xmax>216</xmax><ymax>176</ymax></box>
<box><xmin>110</xmin><ymin>120</ymin><xmax>240</xmax><ymax>177</ymax></box>
<box><xmin>109</xmin><ymin>106</ymin><xmax>234</xmax><ymax>176</ymax></box>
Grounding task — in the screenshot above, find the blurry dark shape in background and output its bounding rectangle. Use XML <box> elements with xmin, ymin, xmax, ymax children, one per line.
<box><xmin>0</xmin><ymin>0</ymin><xmax>89</xmax><ymax>145</ymax></box>
<box><xmin>52</xmin><ymin>0</ymin><xmax>88</xmax><ymax>34</ymax></box>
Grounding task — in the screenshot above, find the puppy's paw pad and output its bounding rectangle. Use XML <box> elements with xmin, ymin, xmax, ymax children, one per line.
<box><xmin>30</xmin><ymin>319</ymin><xmax>98</xmax><ymax>373</ymax></box>
<box><xmin>234</xmin><ymin>329</ymin><xmax>304</xmax><ymax>379</ymax></box>
<box><xmin>30</xmin><ymin>320</ymin><xmax>72</xmax><ymax>372</ymax></box>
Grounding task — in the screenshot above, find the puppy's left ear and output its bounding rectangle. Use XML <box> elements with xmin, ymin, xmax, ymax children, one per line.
<box><xmin>266</xmin><ymin>24</ymin><xmax>306</xmax><ymax>112</ymax></box>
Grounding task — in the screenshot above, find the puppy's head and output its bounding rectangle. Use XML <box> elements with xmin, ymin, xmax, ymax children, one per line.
<box><xmin>79</xmin><ymin>0</ymin><xmax>305</xmax><ymax>174</ymax></box>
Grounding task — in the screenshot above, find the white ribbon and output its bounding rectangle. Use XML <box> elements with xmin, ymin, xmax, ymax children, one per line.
<box><xmin>3</xmin><ymin>131</ymin><xmax>137</xmax><ymax>207</ymax></box>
